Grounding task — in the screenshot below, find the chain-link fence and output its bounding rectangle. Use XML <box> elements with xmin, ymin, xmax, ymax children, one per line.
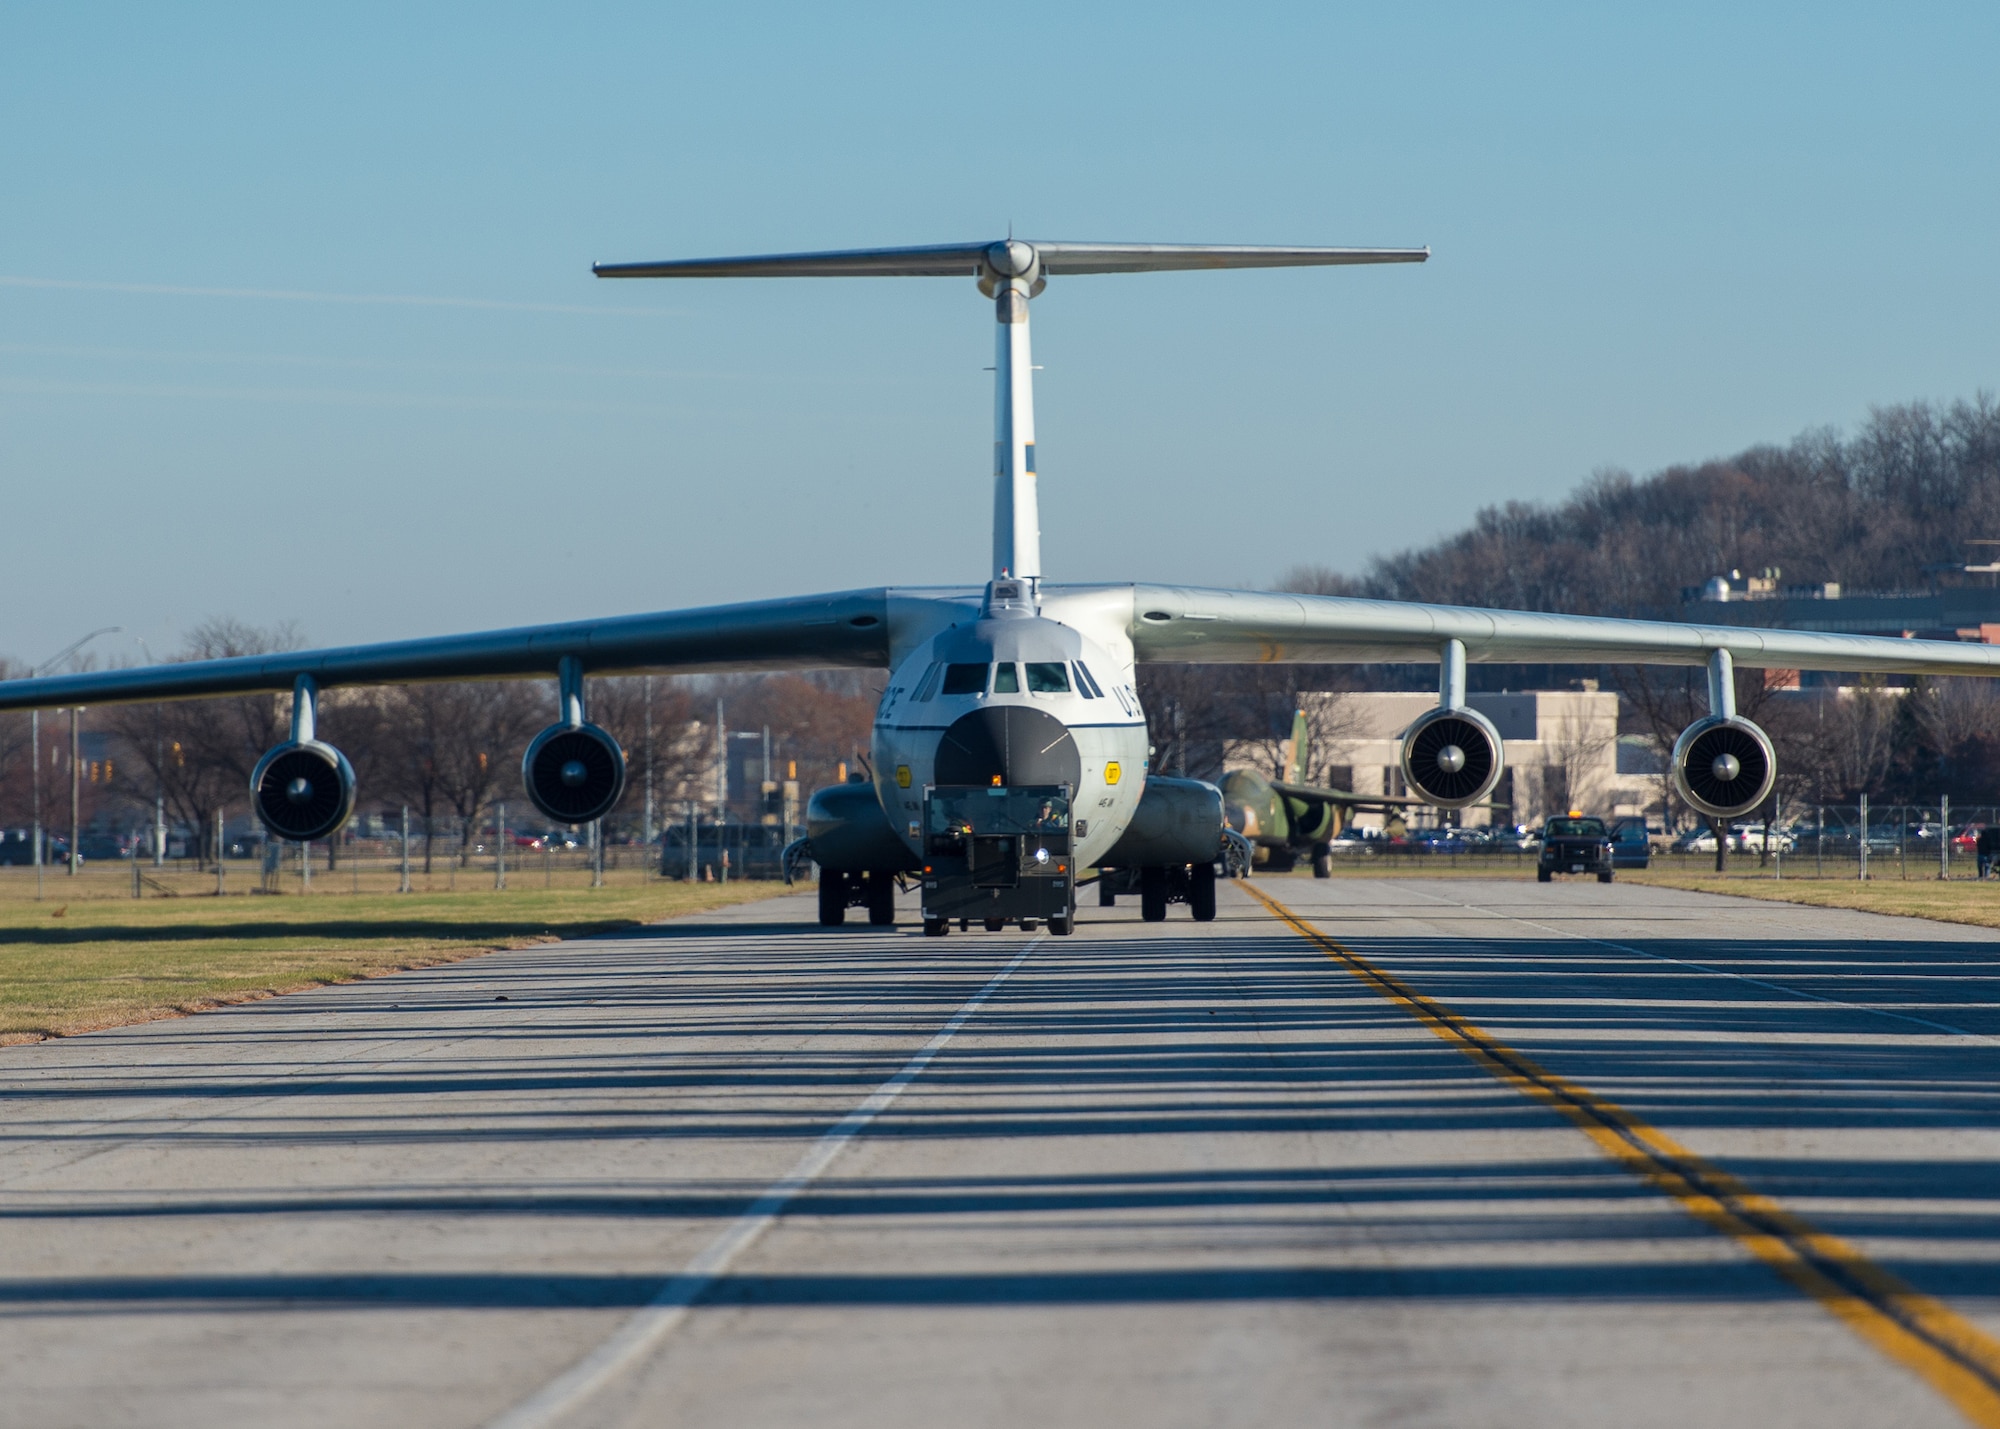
<box><xmin>0</xmin><ymin>828</ymin><xmax>682</xmax><ymax>901</ymax></box>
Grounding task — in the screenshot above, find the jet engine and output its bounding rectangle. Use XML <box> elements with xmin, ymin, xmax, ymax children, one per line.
<box><xmin>1671</xmin><ymin>649</ymin><xmax>1778</xmax><ymax>821</ymax></box>
<box><xmin>522</xmin><ymin>657</ymin><xmax>627</xmax><ymax>825</ymax></box>
<box><xmin>1399</xmin><ymin>706</ymin><xmax>1504</xmax><ymax>809</ymax></box>
<box><xmin>250</xmin><ymin>675</ymin><xmax>356</xmax><ymax>842</ymax></box>
<box><xmin>1671</xmin><ymin>716</ymin><xmax>1775</xmax><ymax>820</ymax></box>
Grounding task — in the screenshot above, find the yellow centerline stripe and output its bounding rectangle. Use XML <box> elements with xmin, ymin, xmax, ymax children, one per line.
<box><xmin>1239</xmin><ymin>879</ymin><xmax>2000</xmax><ymax>1427</ymax></box>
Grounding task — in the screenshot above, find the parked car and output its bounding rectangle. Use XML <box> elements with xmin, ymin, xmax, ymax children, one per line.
<box><xmin>1607</xmin><ymin>818</ymin><xmax>1652</xmax><ymax>869</ymax></box>
<box><xmin>1413</xmin><ymin>827</ymin><xmax>1468</xmax><ymax>855</ymax></box>
<box><xmin>1328</xmin><ymin>828</ymin><xmax>1379</xmax><ymax>855</ymax></box>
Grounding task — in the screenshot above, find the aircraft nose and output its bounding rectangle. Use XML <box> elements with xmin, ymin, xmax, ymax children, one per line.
<box><xmin>935</xmin><ymin>707</ymin><xmax>1082</xmax><ymax>788</ymax></box>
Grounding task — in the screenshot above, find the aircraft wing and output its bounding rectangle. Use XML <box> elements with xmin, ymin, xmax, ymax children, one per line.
<box><xmin>1125</xmin><ymin>585</ymin><xmax>2000</xmax><ymax>675</ymax></box>
<box><xmin>0</xmin><ymin>588</ymin><xmax>977</xmax><ymax>712</ymax></box>
<box><xmin>1268</xmin><ymin>779</ymin><xmax>1432</xmax><ymax>808</ymax></box>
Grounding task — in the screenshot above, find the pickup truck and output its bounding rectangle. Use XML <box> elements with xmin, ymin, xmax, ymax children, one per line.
<box><xmin>1537</xmin><ymin>815</ymin><xmax>1613</xmax><ymax>884</ymax></box>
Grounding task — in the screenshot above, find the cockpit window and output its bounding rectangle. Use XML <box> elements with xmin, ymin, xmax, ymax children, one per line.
<box><xmin>941</xmin><ymin>663</ymin><xmax>989</xmax><ymax>696</ymax></box>
<box><xmin>912</xmin><ymin>662</ymin><xmax>943</xmax><ymax>701</ymax></box>
<box><xmin>1025</xmin><ymin>662</ymin><xmax>1070</xmax><ymax>693</ymax></box>
<box><xmin>1073</xmin><ymin>663</ymin><xmax>1105</xmax><ymax>698</ymax></box>
<box><xmin>991</xmin><ymin>662</ymin><xmax>1020</xmax><ymax>694</ymax></box>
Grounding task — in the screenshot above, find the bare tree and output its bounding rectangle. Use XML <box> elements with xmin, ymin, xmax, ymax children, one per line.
<box><xmin>1540</xmin><ymin>708</ymin><xmax>1614</xmax><ymax>815</ymax></box>
<box><xmin>1782</xmin><ymin>683</ymin><xmax>1900</xmax><ymax>803</ymax></box>
<box><xmin>375</xmin><ymin>682</ymin><xmax>540</xmax><ymax>868</ymax></box>
<box><xmin>1138</xmin><ymin>664</ymin><xmax>1360</xmax><ymax>782</ymax></box>
<box><xmin>106</xmin><ymin>620</ymin><xmax>301</xmax><ymax>867</ymax></box>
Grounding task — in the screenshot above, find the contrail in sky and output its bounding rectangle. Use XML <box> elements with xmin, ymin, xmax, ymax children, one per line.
<box><xmin>0</xmin><ymin>275</ymin><xmax>670</xmax><ymax>316</ymax></box>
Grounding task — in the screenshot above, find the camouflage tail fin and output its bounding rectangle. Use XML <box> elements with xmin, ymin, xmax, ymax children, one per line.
<box><xmin>1287</xmin><ymin>707</ymin><xmax>1308</xmax><ymax>784</ymax></box>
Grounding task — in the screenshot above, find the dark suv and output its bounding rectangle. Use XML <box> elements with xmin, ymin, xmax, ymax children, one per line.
<box><xmin>1538</xmin><ymin>815</ymin><xmax>1613</xmax><ymax>884</ymax></box>
<box><xmin>1607</xmin><ymin>818</ymin><xmax>1652</xmax><ymax>869</ymax></box>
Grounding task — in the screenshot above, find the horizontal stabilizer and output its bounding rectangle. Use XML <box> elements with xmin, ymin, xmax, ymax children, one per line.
<box><xmin>593</xmin><ymin>240</ymin><xmax>1428</xmax><ymax>280</ymax></box>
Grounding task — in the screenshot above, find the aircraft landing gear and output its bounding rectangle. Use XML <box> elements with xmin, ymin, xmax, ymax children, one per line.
<box><xmin>818</xmin><ymin>871</ymin><xmax>847</xmax><ymax>925</ymax></box>
<box><xmin>1099</xmin><ymin>882</ymin><xmax>1116</xmax><ymax>907</ymax></box>
<box><xmin>1312</xmin><ymin>842</ymin><xmax>1333</xmax><ymax>879</ymax></box>
<box><xmin>1189</xmin><ymin>862</ymin><xmax>1216</xmax><ymax>921</ymax></box>
<box><xmin>1140</xmin><ymin>866</ymin><xmax>1169</xmax><ymax>922</ymax></box>
<box><xmin>864</xmin><ymin>870</ymin><xmax>896</xmax><ymax>925</ymax></box>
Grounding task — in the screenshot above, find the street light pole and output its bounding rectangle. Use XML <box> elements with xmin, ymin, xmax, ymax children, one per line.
<box><xmin>24</xmin><ymin>626</ymin><xmax>121</xmax><ymax>898</ymax></box>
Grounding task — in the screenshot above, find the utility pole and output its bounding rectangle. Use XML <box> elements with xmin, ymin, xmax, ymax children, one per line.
<box><xmin>400</xmin><ymin>805</ymin><xmax>411</xmax><ymax>893</ymax></box>
<box><xmin>591</xmin><ymin>819</ymin><xmax>604</xmax><ymax>888</ymax></box>
<box><xmin>1859</xmin><ymin>793</ymin><xmax>1870</xmax><ymax>881</ymax></box>
<box><xmin>215</xmin><ymin>808</ymin><xmax>225</xmax><ymax>895</ymax></box>
<box><xmin>1941</xmin><ymin>794</ymin><xmax>1951</xmax><ymax>880</ymax></box>
<box><xmin>68</xmin><ymin>707</ymin><xmax>80</xmax><ymax>876</ymax></box>
<box><xmin>31</xmin><ymin>709</ymin><xmax>41</xmax><ymax>900</ymax></box>
<box><xmin>687</xmin><ymin>801</ymin><xmax>697</xmax><ymax>882</ymax></box>
<box><xmin>496</xmin><ymin>801</ymin><xmax>507</xmax><ymax>889</ymax></box>
<box><xmin>642</xmin><ymin>675</ymin><xmax>656</xmax><ymax>845</ymax></box>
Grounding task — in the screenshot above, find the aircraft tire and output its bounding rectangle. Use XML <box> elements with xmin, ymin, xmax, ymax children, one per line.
<box><xmin>865</xmin><ymin>871</ymin><xmax>896</xmax><ymax>925</ymax></box>
<box><xmin>1049</xmin><ymin>916</ymin><xmax>1072</xmax><ymax>936</ymax></box>
<box><xmin>1189</xmin><ymin>862</ymin><xmax>1217</xmax><ymax>922</ymax></box>
<box><xmin>1311</xmin><ymin>843</ymin><xmax>1333</xmax><ymax>879</ymax></box>
<box><xmin>818</xmin><ymin>871</ymin><xmax>848</xmax><ymax>925</ymax></box>
<box><xmin>1536</xmin><ymin>868</ymin><xmax>1552</xmax><ymax>884</ymax></box>
<box><xmin>923</xmin><ymin>917</ymin><xmax>948</xmax><ymax>937</ymax></box>
<box><xmin>1140</xmin><ymin>867</ymin><xmax>1169</xmax><ymax>923</ymax></box>
<box><xmin>1098</xmin><ymin>882</ymin><xmax>1116</xmax><ymax>907</ymax></box>
<box><xmin>984</xmin><ymin>916</ymin><xmax>1006</xmax><ymax>932</ymax></box>
<box><xmin>1020</xmin><ymin>918</ymin><xmax>1037</xmax><ymax>933</ymax></box>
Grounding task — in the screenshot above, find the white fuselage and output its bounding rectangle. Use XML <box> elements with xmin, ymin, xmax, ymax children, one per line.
<box><xmin>871</xmin><ymin>584</ymin><xmax>1149</xmax><ymax>868</ymax></box>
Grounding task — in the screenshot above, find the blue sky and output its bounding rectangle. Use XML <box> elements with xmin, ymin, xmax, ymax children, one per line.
<box><xmin>3</xmin><ymin>3</ymin><xmax>1996</xmax><ymax>661</ymax></box>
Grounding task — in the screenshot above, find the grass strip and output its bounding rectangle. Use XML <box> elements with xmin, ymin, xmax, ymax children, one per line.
<box><xmin>0</xmin><ymin>881</ymin><xmax>786</xmax><ymax>1044</ymax></box>
<box><xmin>1623</xmin><ymin>869</ymin><xmax>2000</xmax><ymax>930</ymax></box>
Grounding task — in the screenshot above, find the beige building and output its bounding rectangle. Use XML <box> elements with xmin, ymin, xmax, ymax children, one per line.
<box><xmin>1253</xmin><ymin>689</ymin><xmax>1666</xmax><ymax>830</ymax></box>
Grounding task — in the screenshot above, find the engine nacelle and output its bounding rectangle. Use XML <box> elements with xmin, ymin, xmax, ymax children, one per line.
<box><xmin>251</xmin><ymin>740</ymin><xmax>357</xmax><ymax>842</ymax></box>
<box><xmin>1671</xmin><ymin>715</ymin><xmax>1775</xmax><ymax>820</ymax></box>
<box><xmin>1399</xmin><ymin>706</ymin><xmax>1504</xmax><ymax>809</ymax></box>
<box><xmin>522</xmin><ymin>721</ymin><xmax>626</xmax><ymax>825</ymax></box>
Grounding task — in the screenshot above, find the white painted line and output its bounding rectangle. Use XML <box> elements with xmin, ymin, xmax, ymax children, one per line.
<box><xmin>484</xmin><ymin>936</ymin><xmax>1042</xmax><ymax>1429</ymax></box>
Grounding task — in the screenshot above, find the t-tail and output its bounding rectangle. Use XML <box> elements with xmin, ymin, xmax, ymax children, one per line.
<box><xmin>595</xmin><ymin>239</ymin><xmax>1428</xmax><ymax>595</ymax></box>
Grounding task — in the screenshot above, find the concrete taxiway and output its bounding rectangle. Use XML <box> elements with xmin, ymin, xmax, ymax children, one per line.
<box><xmin>4</xmin><ymin>878</ymin><xmax>2000</xmax><ymax>1428</ymax></box>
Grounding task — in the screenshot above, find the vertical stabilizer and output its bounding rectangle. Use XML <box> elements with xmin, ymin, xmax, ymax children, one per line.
<box><xmin>985</xmin><ymin>241</ymin><xmax>1041</xmax><ymax>585</ymax></box>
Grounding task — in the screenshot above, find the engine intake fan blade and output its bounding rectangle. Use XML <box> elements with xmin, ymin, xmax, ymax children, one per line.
<box><xmin>1399</xmin><ymin>707</ymin><xmax>1504</xmax><ymax>810</ymax></box>
<box><xmin>523</xmin><ymin>722</ymin><xmax>626</xmax><ymax>825</ymax></box>
<box><xmin>251</xmin><ymin>741</ymin><xmax>357</xmax><ymax>842</ymax></box>
<box><xmin>1671</xmin><ymin>716</ymin><xmax>1775</xmax><ymax>819</ymax></box>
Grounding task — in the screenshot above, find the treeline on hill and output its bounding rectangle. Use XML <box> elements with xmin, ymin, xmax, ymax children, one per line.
<box><xmin>1285</xmin><ymin>394</ymin><xmax>2000</xmax><ymax>617</ymax></box>
<box><xmin>0</xmin><ymin>620</ymin><xmax>879</xmax><ymax>867</ymax></box>
<box><xmin>1274</xmin><ymin>394</ymin><xmax>2000</xmax><ymax>806</ymax></box>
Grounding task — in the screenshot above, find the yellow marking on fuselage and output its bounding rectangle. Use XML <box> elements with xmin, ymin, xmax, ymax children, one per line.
<box><xmin>1239</xmin><ymin>880</ymin><xmax>2000</xmax><ymax>1427</ymax></box>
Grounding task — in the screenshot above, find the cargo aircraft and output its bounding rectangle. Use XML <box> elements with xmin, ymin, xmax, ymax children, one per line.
<box><xmin>8</xmin><ymin>238</ymin><xmax>2000</xmax><ymax>934</ymax></box>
